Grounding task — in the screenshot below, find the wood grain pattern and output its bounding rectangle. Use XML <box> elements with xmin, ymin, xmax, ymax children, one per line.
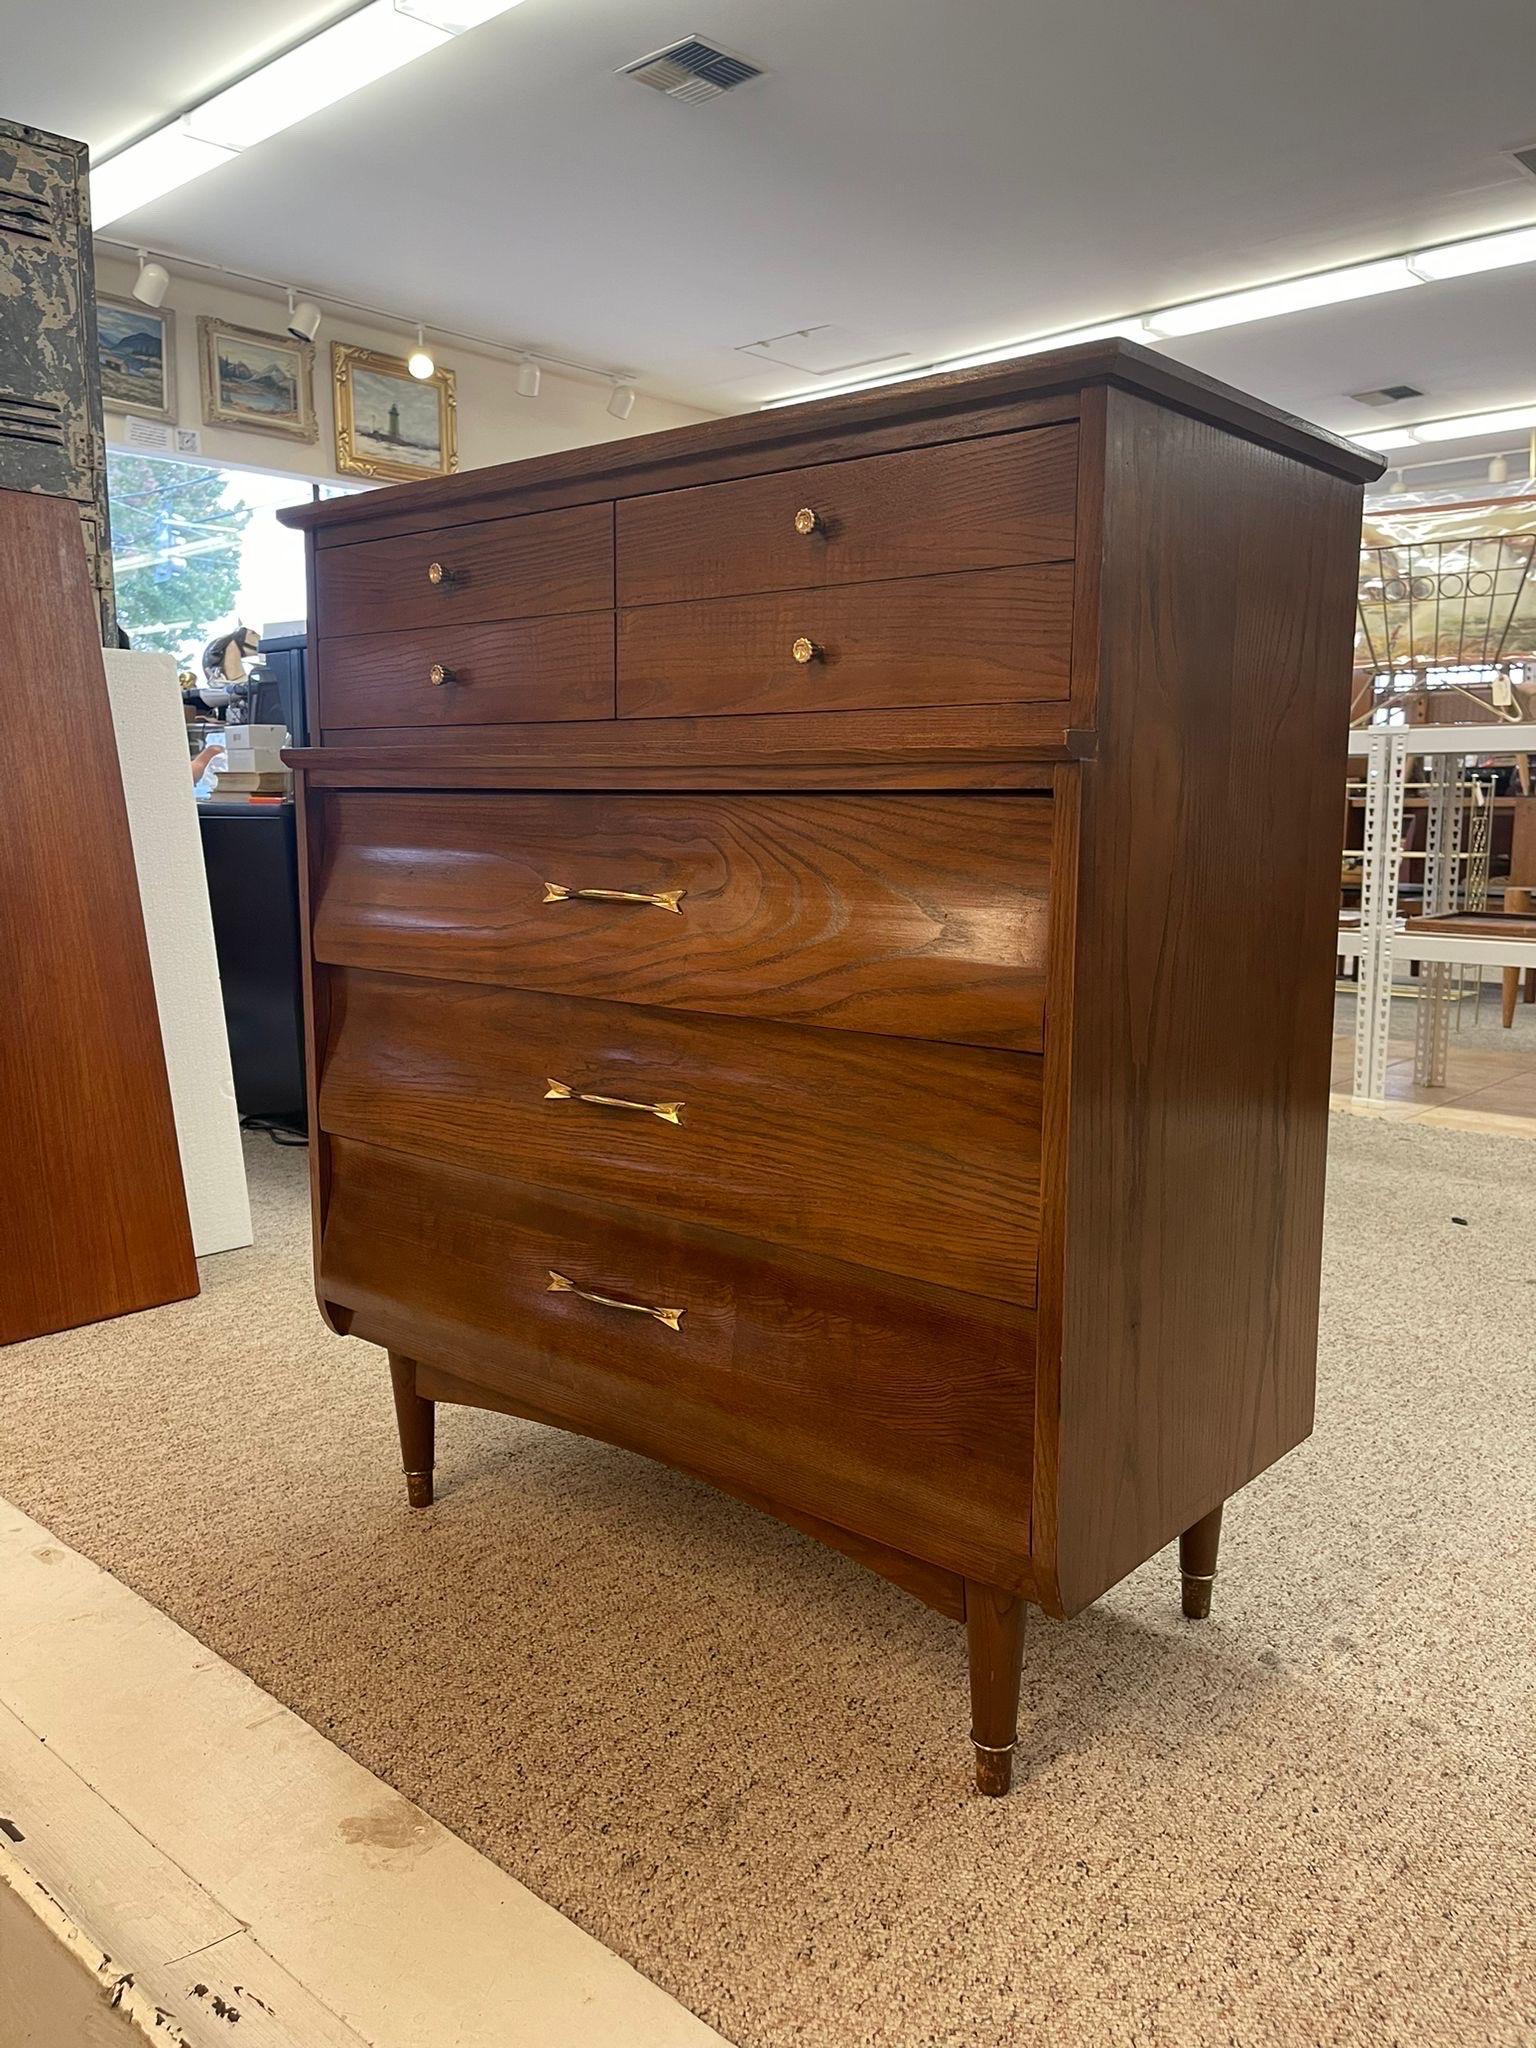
<box><xmin>616</xmin><ymin>426</ymin><xmax>1077</xmax><ymax>603</ymax></box>
<box><xmin>319</xmin><ymin>971</ymin><xmax>1043</xmax><ymax>1302</ymax></box>
<box><xmin>312</xmin><ymin>791</ymin><xmax>1055</xmax><ymax>1050</ymax></box>
<box><xmin>282</xmin><ymin>349</ymin><xmax>1379</xmax><ymax>1792</ymax></box>
<box><xmin>0</xmin><ymin>488</ymin><xmax>196</xmax><ymax>1343</ymax></box>
<box><xmin>296</xmin><ymin>698</ymin><xmax>1077</xmax><ymax>788</ymax></box>
<box><xmin>318</xmin><ymin>613</ymin><xmax>614</xmax><ymax>728</ymax></box>
<box><xmin>416</xmin><ymin>1359</ymin><xmax>971</xmax><ymax>1618</ymax></box>
<box><xmin>1041</xmin><ymin>388</ymin><xmax>1364</xmax><ymax>1616</ymax></box>
<box><xmin>278</xmin><ymin>337</ymin><xmax>1377</xmax><ymax>549</ymax></box>
<box><xmin>314</xmin><ymin>501</ymin><xmax>612</xmax><ymax>636</ymax></box>
<box><xmin>617</xmin><ymin>565</ymin><xmax>1072</xmax><ymax>720</ymax></box>
<box><xmin>323</xmin><ymin>1137</ymin><xmax>1038</xmax><ymax>1590</ymax></box>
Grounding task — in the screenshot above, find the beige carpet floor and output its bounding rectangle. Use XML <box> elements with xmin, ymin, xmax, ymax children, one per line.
<box><xmin>1</xmin><ymin>1120</ymin><xmax>1531</xmax><ymax>2048</ymax></box>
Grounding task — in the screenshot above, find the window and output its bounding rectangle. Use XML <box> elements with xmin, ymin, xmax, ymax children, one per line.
<box><xmin>106</xmin><ymin>453</ymin><xmax>352</xmax><ymax>667</ymax></box>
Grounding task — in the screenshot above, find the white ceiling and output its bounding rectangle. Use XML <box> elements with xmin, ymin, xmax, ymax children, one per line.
<box><xmin>9</xmin><ymin>0</ymin><xmax>1536</xmax><ymax>434</ymax></box>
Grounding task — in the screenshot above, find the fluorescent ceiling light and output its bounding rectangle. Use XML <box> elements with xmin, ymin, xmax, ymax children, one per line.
<box><xmin>763</xmin><ymin>219</ymin><xmax>1536</xmax><ymax>411</ymax></box>
<box><xmin>1146</xmin><ymin>257</ymin><xmax>1421</xmax><ymax>338</ymax></box>
<box><xmin>1412</xmin><ymin>403</ymin><xmax>1536</xmax><ymax>441</ymax></box>
<box><xmin>92</xmin><ymin>0</ymin><xmax>527</xmax><ymax>227</ymax></box>
<box><xmin>1349</xmin><ymin>402</ymin><xmax>1536</xmax><ymax>451</ymax></box>
<box><xmin>1409</xmin><ymin>223</ymin><xmax>1536</xmax><ymax>280</ymax></box>
<box><xmin>1349</xmin><ymin>429</ymin><xmax>1423</xmax><ymax>453</ymax></box>
<box><xmin>941</xmin><ymin>320</ymin><xmax>1154</xmax><ymax>372</ymax></box>
<box><xmin>181</xmin><ymin>3</ymin><xmax>448</xmax><ymax>151</ymax></box>
<box><xmin>91</xmin><ymin>127</ymin><xmax>237</xmax><ymax>226</ymax></box>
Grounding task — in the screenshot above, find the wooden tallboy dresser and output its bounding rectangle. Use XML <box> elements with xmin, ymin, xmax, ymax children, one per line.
<box><xmin>281</xmin><ymin>343</ymin><xmax>1380</xmax><ymax>1794</ymax></box>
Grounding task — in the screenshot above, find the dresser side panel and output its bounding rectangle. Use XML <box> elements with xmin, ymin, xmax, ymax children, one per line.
<box><xmin>1049</xmin><ymin>389</ymin><xmax>1362</xmax><ymax>1614</ymax></box>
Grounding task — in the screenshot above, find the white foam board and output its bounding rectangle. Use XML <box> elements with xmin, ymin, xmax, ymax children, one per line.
<box><xmin>101</xmin><ymin>648</ymin><xmax>251</xmax><ymax>1256</ymax></box>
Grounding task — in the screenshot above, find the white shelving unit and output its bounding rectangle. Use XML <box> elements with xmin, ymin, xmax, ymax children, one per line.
<box><xmin>1343</xmin><ymin>724</ymin><xmax>1536</xmax><ymax>1102</ymax></box>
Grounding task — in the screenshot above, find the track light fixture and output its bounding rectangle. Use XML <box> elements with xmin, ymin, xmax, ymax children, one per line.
<box><xmin>516</xmin><ymin>356</ymin><xmax>540</xmax><ymax>398</ymax></box>
<box><xmin>286</xmin><ymin>290</ymin><xmax>322</xmax><ymax>342</ymax></box>
<box><xmin>131</xmin><ymin>253</ymin><xmax>171</xmax><ymax>307</ymax></box>
<box><xmin>607</xmin><ymin>381</ymin><xmax>637</xmax><ymax>421</ymax></box>
<box><xmin>408</xmin><ymin>324</ymin><xmax>436</xmax><ymax>380</ymax></box>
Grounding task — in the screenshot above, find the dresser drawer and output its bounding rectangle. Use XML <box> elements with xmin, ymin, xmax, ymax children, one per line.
<box><xmin>320</xmin><ymin>614</ymin><xmax>614</xmax><ymax>730</ymax></box>
<box><xmin>312</xmin><ymin>792</ymin><xmax>1054</xmax><ymax>1052</ymax></box>
<box><xmin>314</xmin><ymin>502</ymin><xmax>612</xmax><ymax>636</ymax></box>
<box><xmin>321</xmin><ymin>1137</ymin><xmax>1036</xmax><ymax>1584</ymax></box>
<box><xmin>616</xmin><ymin>425</ymin><xmax>1077</xmax><ymax>605</ymax></box>
<box><xmin>618</xmin><ymin>564</ymin><xmax>1071</xmax><ymax>720</ymax></box>
<box><xmin>320</xmin><ymin>972</ymin><xmax>1042</xmax><ymax>1304</ymax></box>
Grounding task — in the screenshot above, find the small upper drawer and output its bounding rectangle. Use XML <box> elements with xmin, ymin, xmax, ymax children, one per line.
<box><xmin>617</xmin><ymin>564</ymin><xmax>1071</xmax><ymax>720</ymax></box>
<box><xmin>312</xmin><ymin>791</ymin><xmax>1054</xmax><ymax>1052</ymax></box>
<box><xmin>314</xmin><ymin>502</ymin><xmax>612</xmax><ymax>636</ymax></box>
<box><xmin>616</xmin><ymin>425</ymin><xmax>1076</xmax><ymax>606</ymax></box>
<box><xmin>320</xmin><ymin>615</ymin><xmax>614</xmax><ymax>731</ymax></box>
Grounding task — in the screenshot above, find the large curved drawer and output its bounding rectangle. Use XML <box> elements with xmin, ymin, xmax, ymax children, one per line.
<box><xmin>310</xmin><ymin>791</ymin><xmax>1055</xmax><ymax>1052</ymax></box>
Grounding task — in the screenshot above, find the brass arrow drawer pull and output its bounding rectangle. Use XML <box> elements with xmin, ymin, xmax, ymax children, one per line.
<box><xmin>545</xmin><ymin>1078</ymin><xmax>684</xmax><ymax>1124</ymax></box>
<box><xmin>542</xmin><ymin>881</ymin><xmax>685</xmax><ymax>914</ymax></box>
<box><xmin>546</xmin><ymin>1270</ymin><xmax>684</xmax><ymax>1331</ymax></box>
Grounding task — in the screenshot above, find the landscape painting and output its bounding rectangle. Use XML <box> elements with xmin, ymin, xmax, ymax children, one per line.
<box><xmin>198</xmin><ymin>317</ymin><xmax>316</xmax><ymax>442</ymax></box>
<box><xmin>332</xmin><ymin>343</ymin><xmax>457</xmax><ymax>482</ymax></box>
<box><xmin>98</xmin><ymin>298</ymin><xmax>174</xmax><ymax>420</ymax></box>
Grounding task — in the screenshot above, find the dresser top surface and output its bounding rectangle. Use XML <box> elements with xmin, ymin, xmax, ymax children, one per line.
<box><xmin>280</xmin><ymin>338</ymin><xmax>1382</xmax><ymax>547</ymax></box>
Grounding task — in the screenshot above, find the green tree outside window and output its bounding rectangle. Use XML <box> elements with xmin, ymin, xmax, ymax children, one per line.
<box><xmin>107</xmin><ymin>454</ymin><xmax>255</xmax><ymax>662</ymax></box>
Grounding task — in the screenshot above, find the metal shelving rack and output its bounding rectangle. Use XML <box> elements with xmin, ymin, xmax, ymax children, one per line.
<box><xmin>1341</xmin><ymin>723</ymin><xmax>1536</xmax><ymax>1102</ymax></box>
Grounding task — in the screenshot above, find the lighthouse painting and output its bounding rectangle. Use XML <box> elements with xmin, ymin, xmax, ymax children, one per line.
<box><xmin>332</xmin><ymin>342</ymin><xmax>458</xmax><ymax>481</ymax></box>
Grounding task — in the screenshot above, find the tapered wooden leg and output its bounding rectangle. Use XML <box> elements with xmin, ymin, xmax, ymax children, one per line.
<box><xmin>1504</xmin><ymin>967</ymin><xmax>1520</xmax><ymax>1028</ymax></box>
<box><xmin>1179</xmin><ymin>1503</ymin><xmax>1224</xmax><ymax>1619</ymax></box>
<box><xmin>388</xmin><ymin>1352</ymin><xmax>435</xmax><ymax>1508</ymax></box>
<box><xmin>965</xmin><ymin>1581</ymin><xmax>1026</xmax><ymax>1796</ymax></box>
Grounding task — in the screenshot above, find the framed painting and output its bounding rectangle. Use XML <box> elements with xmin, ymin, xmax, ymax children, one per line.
<box><xmin>332</xmin><ymin>343</ymin><xmax>457</xmax><ymax>482</ymax></box>
<box><xmin>198</xmin><ymin>317</ymin><xmax>317</xmax><ymax>442</ymax></box>
<box><xmin>98</xmin><ymin>296</ymin><xmax>175</xmax><ymax>421</ymax></box>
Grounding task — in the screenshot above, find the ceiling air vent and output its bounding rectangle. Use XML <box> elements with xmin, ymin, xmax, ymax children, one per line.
<box><xmin>1348</xmin><ymin>383</ymin><xmax>1425</xmax><ymax>408</ymax></box>
<box><xmin>619</xmin><ymin>37</ymin><xmax>763</xmax><ymax>104</ymax></box>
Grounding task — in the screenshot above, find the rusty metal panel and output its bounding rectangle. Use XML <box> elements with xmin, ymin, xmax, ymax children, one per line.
<box><xmin>0</xmin><ymin>118</ymin><xmax>115</xmax><ymax>641</ymax></box>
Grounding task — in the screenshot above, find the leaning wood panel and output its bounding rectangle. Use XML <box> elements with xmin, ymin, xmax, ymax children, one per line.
<box><xmin>0</xmin><ymin>488</ymin><xmax>196</xmax><ymax>1342</ymax></box>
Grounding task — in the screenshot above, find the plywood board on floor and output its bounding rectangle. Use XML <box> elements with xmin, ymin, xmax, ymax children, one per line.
<box><xmin>0</xmin><ymin>1501</ymin><xmax>729</xmax><ymax>2048</ymax></box>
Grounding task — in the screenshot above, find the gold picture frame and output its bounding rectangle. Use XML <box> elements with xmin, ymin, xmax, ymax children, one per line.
<box><xmin>198</xmin><ymin>316</ymin><xmax>317</xmax><ymax>442</ymax></box>
<box><xmin>331</xmin><ymin>342</ymin><xmax>458</xmax><ymax>482</ymax></box>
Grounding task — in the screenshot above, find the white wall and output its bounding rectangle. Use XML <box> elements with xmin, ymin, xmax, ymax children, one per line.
<box><xmin>94</xmin><ymin>254</ymin><xmax>717</xmax><ymax>483</ymax></box>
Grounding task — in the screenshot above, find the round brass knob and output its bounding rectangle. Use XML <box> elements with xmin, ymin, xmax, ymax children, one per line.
<box><xmin>793</xmin><ymin>506</ymin><xmax>821</xmax><ymax>536</ymax></box>
<box><xmin>429</xmin><ymin>662</ymin><xmax>454</xmax><ymax>686</ymax></box>
<box><xmin>791</xmin><ymin>636</ymin><xmax>820</xmax><ymax>665</ymax></box>
<box><xmin>426</xmin><ymin>560</ymin><xmax>452</xmax><ymax>587</ymax></box>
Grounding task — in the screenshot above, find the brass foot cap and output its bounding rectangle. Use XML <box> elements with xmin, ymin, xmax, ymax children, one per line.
<box><xmin>1181</xmin><ymin>1572</ymin><xmax>1214</xmax><ymax>1620</ymax></box>
<box><xmin>405</xmin><ymin>1471</ymin><xmax>434</xmax><ymax>1509</ymax></box>
<box><xmin>971</xmin><ymin>1738</ymin><xmax>1015</xmax><ymax>1797</ymax></box>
